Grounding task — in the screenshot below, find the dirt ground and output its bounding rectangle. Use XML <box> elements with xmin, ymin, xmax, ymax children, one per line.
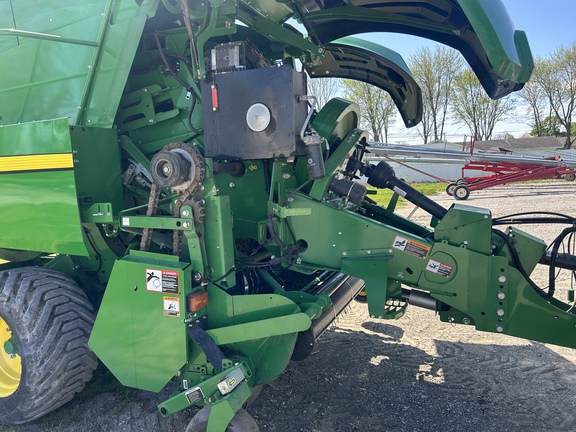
<box><xmin>3</xmin><ymin>181</ymin><xmax>576</xmax><ymax>432</ymax></box>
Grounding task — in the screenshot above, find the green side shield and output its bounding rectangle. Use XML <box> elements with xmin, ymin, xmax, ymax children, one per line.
<box><xmin>0</xmin><ymin>119</ymin><xmax>88</xmax><ymax>256</ymax></box>
<box><xmin>89</xmin><ymin>252</ymin><xmax>190</xmax><ymax>392</ymax></box>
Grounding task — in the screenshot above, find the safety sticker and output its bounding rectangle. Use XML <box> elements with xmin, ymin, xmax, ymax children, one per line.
<box><xmin>146</xmin><ymin>269</ymin><xmax>180</xmax><ymax>294</ymax></box>
<box><xmin>185</xmin><ymin>387</ymin><xmax>204</xmax><ymax>404</ymax></box>
<box><xmin>163</xmin><ymin>296</ymin><xmax>180</xmax><ymax>317</ymax></box>
<box><xmin>392</xmin><ymin>235</ymin><xmax>430</xmax><ymax>259</ymax></box>
<box><xmin>426</xmin><ymin>259</ymin><xmax>453</xmax><ymax>278</ymax></box>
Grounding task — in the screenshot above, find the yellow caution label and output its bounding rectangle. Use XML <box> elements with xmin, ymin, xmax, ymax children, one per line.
<box><xmin>0</xmin><ymin>153</ymin><xmax>74</xmax><ymax>173</ymax></box>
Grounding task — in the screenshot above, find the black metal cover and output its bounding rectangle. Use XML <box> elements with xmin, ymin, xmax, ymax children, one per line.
<box><xmin>201</xmin><ymin>66</ymin><xmax>308</xmax><ymax>160</ymax></box>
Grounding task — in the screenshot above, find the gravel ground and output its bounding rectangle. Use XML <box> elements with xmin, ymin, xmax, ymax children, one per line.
<box><xmin>3</xmin><ymin>180</ymin><xmax>576</xmax><ymax>432</ymax></box>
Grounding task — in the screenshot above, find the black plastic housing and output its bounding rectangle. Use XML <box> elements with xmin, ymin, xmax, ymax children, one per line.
<box><xmin>201</xmin><ymin>66</ymin><xmax>308</xmax><ymax>160</ymax></box>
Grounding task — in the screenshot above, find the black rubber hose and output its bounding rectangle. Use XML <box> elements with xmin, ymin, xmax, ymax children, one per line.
<box><xmin>267</xmin><ymin>213</ymin><xmax>289</xmax><ymax>252</ymax></box>
<box><xmin>492</xmin><ymin>229</ymin><xmax>549</xmax><ymax>299</ymax></box>
<box><xmin>547</xmin><ymin>227</ymin><xmax>575</xmax><ymax>299</ymax></box>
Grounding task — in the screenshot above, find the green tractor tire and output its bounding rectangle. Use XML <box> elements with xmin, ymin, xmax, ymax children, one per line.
<box><xmin>0</xmin><ymin>267</ymin><xmax>97</xmax><ymax>424</ymax></box>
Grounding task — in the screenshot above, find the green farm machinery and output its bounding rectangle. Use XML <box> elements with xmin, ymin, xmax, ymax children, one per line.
<box><xmin>1</xmin><ymin>1</ymin><xmax>574</xmax><ymax>431</ymax></box>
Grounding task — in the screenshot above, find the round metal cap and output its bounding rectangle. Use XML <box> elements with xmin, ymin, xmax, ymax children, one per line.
<box><xmin>246</xmin><ymin>103</ymin><xmax>271</xmax><ymax>132</ymax></box>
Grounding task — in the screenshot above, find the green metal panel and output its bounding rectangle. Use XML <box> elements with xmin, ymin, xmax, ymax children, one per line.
<box><xmin>305</xmin><ymin>37</ymin><xmax>422</xmax><ymax>127</ymax></box>
<box><xmin>203</xmin><ymin>195</ymin><xmax>236</xmax><ymax>285</ymax></box>
<box><xmin>288</xmin><ymin>193</ymin><xmax>433</xmax><ymax>276</ymax></box>
<box><xmin>290</xmin><ymin>0</ymin><xmax>533</xmax><ymax>98</ymax></box>
<box><xmin>89</xmin><ymin>252</ymin><xmax>190</xmax><ymax>392</ymax></box>
<box><xmin>0</xmin><ymin>118</ymin><xmax>88</xmax><ymax>256</ymax></box>
<box><xmin>69</xmin><ymin>125</ymin><xmax>124</xmax><ymax>218</ymax></box>
<box><xmin>0</xmin><ymin>0</ymin><xmax>160</xmax><ymax>127</ymax></box>
<box><xmin>456</xmin><ymin>0</ymin><xmax>533</xmax><ymax>84</ymax></box>
<box><xmin>206</xmin><ymin>285</ymin><xmax>305</xmax><ymax>385</ymax></box>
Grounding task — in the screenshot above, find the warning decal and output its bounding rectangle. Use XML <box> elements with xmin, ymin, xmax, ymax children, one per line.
<box><xmin>163</xmin><ymin>296</ymin><xmax>180</xmax><ymax>317</ymax></box>
<box><xmin>392</xmin><ymin>236</ymin><xmax>430</xmax><ymax>259</ymax></box>
<box><xmin>146</xmin><ymin>269</ymin><xmax>180</xmax><ymax>294</ymax></box>
<box><xmin>426</xmin><ymin>259</ymin><xmax>453</xmax><ymax>278</ymax></box>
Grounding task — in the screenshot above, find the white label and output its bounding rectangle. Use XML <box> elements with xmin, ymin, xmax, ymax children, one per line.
<box><xmin>392</xmin><ymin>186</ymin><xmax>407</xmax><ymax>197</ymax></box>
<box><xmin>163</xmin><ymin>296</ymin><xmax>180</xmax><ymax>317</ymax></box>
<box><xmin>426</xmin><ymin>259</ymin><xmax>453</xmax><ymax>278</ymax></box>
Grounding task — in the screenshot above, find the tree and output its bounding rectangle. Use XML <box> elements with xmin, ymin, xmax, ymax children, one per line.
<box><xmin>451</xmin><ymin>69</ymin><xmax>516</xmax><ymax>141</ymax></box>
<box><xmin>533</xmin><ymin>43</ymin><xmax>576</xmax><ymax>148</ymax></box>
<box><xmin>530</xmin><ymin>115</ymin><xmax>576</xmax><ymax>137</ymax></box>
<box><xmin>409</xmin><ymin>45</ymin><xmax>463</xmax><ymax>143</ymax></box>
<box><xmin>307</xmin><ymin>77</ymin><xmax>341</xmax><ymax>109</ymax></box>
<box><xmin>518</xmin><ymin>58</ymin><xmax>549</xmax><ymax>137</ymax></box>
<box><xmin>341</xmin><ymin>80</ymin><xmax>396</xmax><ymax>142</ymax></box>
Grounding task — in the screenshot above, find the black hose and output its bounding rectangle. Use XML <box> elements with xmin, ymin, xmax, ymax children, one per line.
<box><xmin>547</xmin><ymin>227</ymin><xmax>575</xmax><ymax>299</ymax></box>
<box><xmin>153</xmin><ymin>32</ymin><xmax>203</xmax><ymax>135</ymax></box>
<box><xmin>267</xmin><ymin>213</ymin><xmax>289</xmax><ymax>252</ymax></box>
<box><xmin>492</xmin><ymin>229</ymin><xmax>550</xmax><ymax>299</ymax></box>
<box><xmin>154</xmin><ymin>32</ymin><xmax>194</xmax><ymax>93</ymax></box>
<box><xmin>493</xmin><ymin>211</ymin><xmax>576</xmax><ymax>226</ymax></box>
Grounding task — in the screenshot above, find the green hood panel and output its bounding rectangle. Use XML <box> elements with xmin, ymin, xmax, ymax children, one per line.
<box><xmin>304</xmin><ymin>37</ymin><xmax>422</xmax><ymax>127</ymax></box>
<box><xmin>261</xmin><ymin>0</ymin><xmax>533</xmax><ymax>99</ymax></box>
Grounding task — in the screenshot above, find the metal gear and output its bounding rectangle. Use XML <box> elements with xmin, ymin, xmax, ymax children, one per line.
<box><xmin>140</xmin><ymin>142</ymin><xmax>205</xmax><ymax>254</ymax></box>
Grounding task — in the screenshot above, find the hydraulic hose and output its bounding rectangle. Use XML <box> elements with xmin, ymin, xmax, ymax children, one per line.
<box><xmin>546</xmin><ymin>227</ymin><xmax>575</xmax><ymax>299</ymax></box>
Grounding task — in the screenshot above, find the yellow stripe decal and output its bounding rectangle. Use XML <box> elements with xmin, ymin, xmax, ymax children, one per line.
<box><xmin>0</xmin><ymin>153</ymin><xmax>74</xmax><ymax>173</ymax></box>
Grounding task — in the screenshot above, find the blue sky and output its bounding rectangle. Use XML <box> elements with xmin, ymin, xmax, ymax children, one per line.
<box><xmin>363</xmin><ymin>0</ymin><xmax>576</xmax><ymax>143</ymax></box>
<box><xmin>358</xmin><ymin>0</ymin><xmax>575</xmax><ymax>62</ymax></box>
<box><xmin>505</xmin><ymin>0</ymin><xmax>575</xmax><ymax>58</ymax></box>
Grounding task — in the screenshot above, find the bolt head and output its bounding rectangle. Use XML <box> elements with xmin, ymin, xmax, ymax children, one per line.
<box><xmin>498</xmin><ymin>275</ymin><xmax>506</xmax><ymax>283</ymax></box>
<box><xmin>496</xmin><ymin>326</ymin><xmax>504</xmax><ymax>333</ymax></box>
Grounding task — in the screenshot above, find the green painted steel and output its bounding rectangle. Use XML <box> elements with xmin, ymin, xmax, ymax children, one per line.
<box><xmin>89</xmin><ymin>251</ymin><xmax>190</xmax><ymax>392</ymax></box>
<box><xmin>293</xmin><ymin>0</ymin><xmax>533</xmax><ymax>98</ymax></box>
<box><xmin>69</xmin><ymin>125</ymin><xmax>124</xmax><ymax>220</ymax></box>
<box><xmin>456</xmin><ymin>0</ymin><xmax>533</xmax><ymax>83</ymax></box>
<box><xmin>307</xmin><ymin>37</ymin><xmax>422</xmax><ymax>127</ymax></box>
<box><xmin>0</xmin><ymin>0</ymin><xmax>160</xmax><ymax>127</ymax></box>
<box><xmin>0</xmin><ymin>119</ymin><xmax>88</xmax><ymax>256</ymax></box>
<box><xmin>1</xmin><ymin>1</ymin><xmax>573</xmax><ymax>431</ymax></box>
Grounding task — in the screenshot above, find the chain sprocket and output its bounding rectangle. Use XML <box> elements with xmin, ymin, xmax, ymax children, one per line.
<box><xmin>140</xmin><ymin>142</ymin><xmax>205</xmax><ymax>255</ymax></box>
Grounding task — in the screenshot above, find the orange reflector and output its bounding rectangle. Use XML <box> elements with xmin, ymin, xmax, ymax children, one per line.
<box><xmin>211</xmin><ymin>84</ymin><xmax>219</xmax><ymax>111</ymax></box>
<box><xmin>187</xmin><ymin>290</ymin><xmax>208</xmax><ymax>312</ymax></box>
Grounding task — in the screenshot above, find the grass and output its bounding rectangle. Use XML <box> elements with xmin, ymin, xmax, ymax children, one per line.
<box><xmin>367</xmin><ymin>182</ymin><xmax>446</xmax><ymax>207</ymax></box>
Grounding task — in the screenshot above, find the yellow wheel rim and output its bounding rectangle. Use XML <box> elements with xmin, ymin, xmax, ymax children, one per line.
<box><xmin>0</xmin><ymin>316</ymin><xmax>21</xmax><ymax>397</ymax></box>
